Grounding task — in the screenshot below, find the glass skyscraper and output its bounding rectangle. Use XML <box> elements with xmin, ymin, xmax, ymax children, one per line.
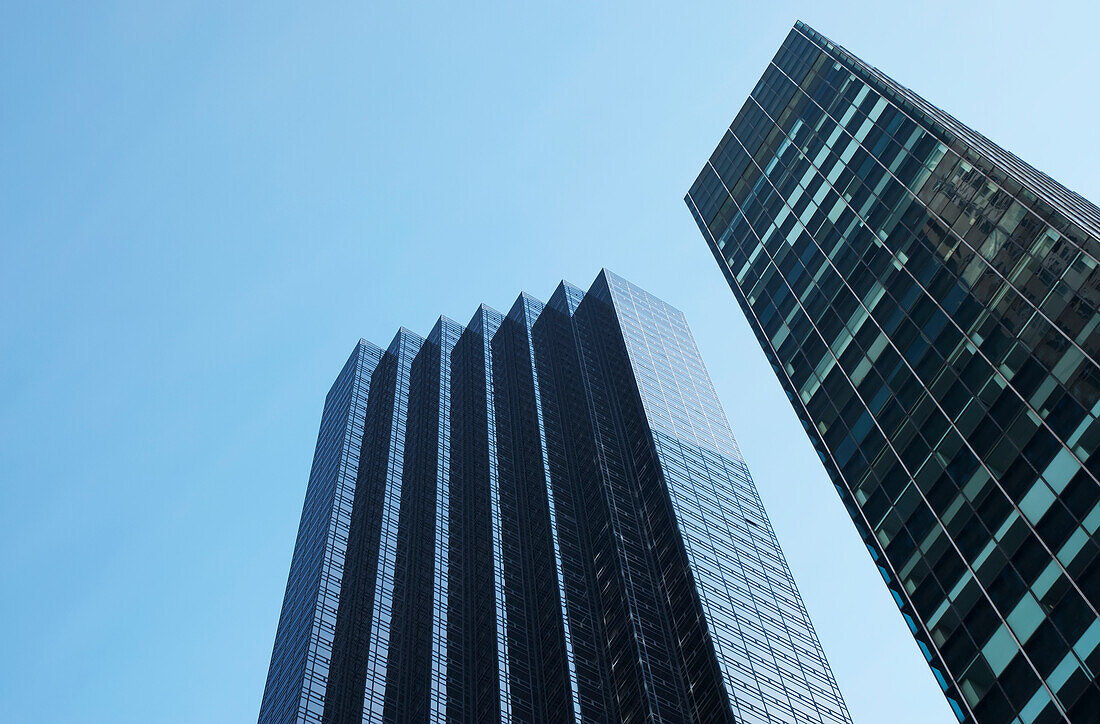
<box><xmin>686</xmin><ymin>21</ymin><xmax>1100</xmax><ymax>724</ymax></box>
<box><xmin>258</xmin><ymin>270</ymin><xmax>852</xmax><ymax>723</ymax></box>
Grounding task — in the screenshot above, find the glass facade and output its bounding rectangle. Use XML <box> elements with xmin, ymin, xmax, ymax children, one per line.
<box><xmin>259</xmin><ymin>340</ymin><xmax>384</xmax><ymax>724</ymax></box>
<box><xmin>686</xmin><ymin>21</ymin><xmax>1100</xmax><ymax>724</ymax></box>
<box><xmin>259</xmin><ymin>270</ymin><xmax>851</xmax><ymax>722</ymax></box>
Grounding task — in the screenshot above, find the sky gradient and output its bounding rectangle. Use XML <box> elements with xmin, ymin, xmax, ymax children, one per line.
<box><xmin>3</xmin><ymin>2</ymin><xmax>1098</xmax><ymax>722</ymax></box>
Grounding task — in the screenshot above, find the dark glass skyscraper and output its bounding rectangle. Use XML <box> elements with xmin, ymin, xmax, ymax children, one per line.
<box><xmin>258</xmin><ymin>270</ymin><xmax>852</xmax><ymax>723</ymax></box>
<box><xmin>686</xmin><ymin>21</ymin><xmax>1100</xmax><ymax>724</ymax></box>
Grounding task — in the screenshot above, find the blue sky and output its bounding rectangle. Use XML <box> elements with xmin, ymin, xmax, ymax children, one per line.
<box><xmin>2</xmin><ymin>2</ymin><xmax>1098</xmax><ymax>722</ymax></box>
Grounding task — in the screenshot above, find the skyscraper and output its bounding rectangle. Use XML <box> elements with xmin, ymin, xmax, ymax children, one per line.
<box><xmin>686</xmin><ymin>21</ymin><xmax>1100</xmax><ymax>724</ymax></box>
<box><xmin>258</xmin><ymin>270</ymin><xmax>852</xmax><ymax>723</ymax></box>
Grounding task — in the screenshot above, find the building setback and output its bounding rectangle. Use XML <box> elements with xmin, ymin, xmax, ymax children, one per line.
<box><xmin>258</xmin><ymin>270</ymin><xmax>851</xmax><ymax>723</ymax></box>
<box><xmin>686</xmin><ymin>20</ymin><xmax>1100</xmax><ymax>724</ymax></box>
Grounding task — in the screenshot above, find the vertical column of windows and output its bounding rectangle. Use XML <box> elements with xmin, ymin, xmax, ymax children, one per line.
<box><xmin>533</xmin><ymin>283</ymin><xmax>623</xmax><ymax>721</ymax></box>
<box><xmin>361</xmin><ymin>332</ymin><xmax>422</xmax><ymax>721</ymax></box>
<box><xmin>259</xmin><ymin>342</ymin><xmax>383</xmax><ymax>724</ymax></box>
<box><xmin>429</xmin><ymin>320</ymin><xmax>461</xmax><ymax>724</ymax></box>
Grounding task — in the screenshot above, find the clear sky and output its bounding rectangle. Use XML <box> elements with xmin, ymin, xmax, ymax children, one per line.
<box><xmin>2</xmin><ymin>2</ymin><xmax>1098</xmax><ymax>722</ymax></box>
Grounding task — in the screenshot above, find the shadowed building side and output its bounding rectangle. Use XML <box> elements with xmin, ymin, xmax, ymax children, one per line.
<box><xmin>382</xmin><ymin>318</ymin><xmax>462</xmax><ymax>723</ymax></box>
<box><xmin>491</xmin><ymin>294</ymin><xmax>576</xmax><ymax>722</ymax></box>
<box><xmin>531</xmin><ymin>281</ymin><xmax>622</xmax><ymax>720</ymax></box>
<box><xmin>447</xmin><ymin>306</ymin><xmax>508</xmax><ymax>723</ymax></box>
<box><xmin>324</xmin><ymin>330</ymin><xmax>422</xmax><ymax>724</ymax></box>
